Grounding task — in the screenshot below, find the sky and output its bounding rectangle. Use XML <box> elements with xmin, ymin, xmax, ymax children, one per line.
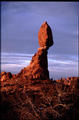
<box><xmin>1</xmin><ymin>53</ymin><xmax>78</xmax><ymax>79</ymax></box>
<box><xmin>1</xmin><ymin>2</ymin><xmax>79</xmax><ymax>79</ymax></box>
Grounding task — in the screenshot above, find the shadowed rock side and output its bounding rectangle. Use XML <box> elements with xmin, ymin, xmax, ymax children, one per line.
<box><xmin>0</xmin><ymin>22</ymin><xmax>79</xmax><ymax>120</ymax></box>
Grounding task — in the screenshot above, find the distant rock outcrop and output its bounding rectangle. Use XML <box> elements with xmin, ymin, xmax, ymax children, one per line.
<box><xmin>18</xmin><ymin>21</ymin><xmax>54</xmax><ymax>80</ymax></box>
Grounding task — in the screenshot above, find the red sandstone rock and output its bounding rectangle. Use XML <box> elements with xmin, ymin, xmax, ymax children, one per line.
<box><xmin>16</xmin><ymin>22</ymin><xmax>53</xmax><ymax>80</ymax></box>
<box><xmin>38</xmin><ymin>21</ymin><xmax>54</xmax><ymax>49</ymax></box>
<box><xmin>0</xmin><ymin>72</ymin><xmax>12</xmax><ymax>82</ymax></box>
<box><xmin>1</xmin><ymin>71</ymin><xmax>6</xmax><ymax>76</ymax></box>
<box><xmin>18</xmin><ymin>48</ymin><xmax>49</xmax><ymax>80</ymax></box>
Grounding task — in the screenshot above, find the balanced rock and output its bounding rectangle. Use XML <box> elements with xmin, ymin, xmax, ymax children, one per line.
<box><xmin>1</xmin><ymin>22</ymin><xmax>53</xmax><ymax>81</ymax></box>
<box><xmin>18</xmin><ymin>21</ymin><xmax>53</xmax><ymax>80</ymax></box>
<box><xmin>38</xmin><ymin>21</ymin><xmax>54</xmax><ymax>49</ymax></box>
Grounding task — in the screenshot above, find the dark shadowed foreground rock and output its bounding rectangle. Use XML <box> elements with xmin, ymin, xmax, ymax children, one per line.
<box><xmin>0</xmin><ymin>75</ymin><xmax>79</xmax><ymax>120</ymax></box>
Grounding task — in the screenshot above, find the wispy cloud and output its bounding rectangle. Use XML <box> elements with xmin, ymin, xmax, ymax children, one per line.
<box><xmin>1</xmin><ymin>52</ymin><xmax>78</xmax><ymax>79</ymax></box>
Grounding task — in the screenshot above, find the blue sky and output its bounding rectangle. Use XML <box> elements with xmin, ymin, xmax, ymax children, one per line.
<box><xmin>1</xmin><ymin>2</ymin><xmax>79</xmax><ymax>55</ymax></box>
<box><xmin>1</xmin><ymin>2</ymin><xmax>79</xmax><ymax>78</ymax></box>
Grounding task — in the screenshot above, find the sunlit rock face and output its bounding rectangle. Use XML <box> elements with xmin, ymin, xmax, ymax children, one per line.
<box><xmin>18</xmin><ymin>21</ymin><xmax>54</xmax><ymax>80</ymax></box>
<box><xmin>38</xmin><ymin>21</ymin><xmax>54</xmax><ymax>50</ymax></box>
<box><xmin>24</xmin><ymin>48</ymin><xmax>49</xmax><ymax>80</ymax></box>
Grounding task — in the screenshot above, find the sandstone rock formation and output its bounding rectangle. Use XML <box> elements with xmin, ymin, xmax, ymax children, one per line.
<box><xmin>17</xmin><ymin>21</ymin><xmax>53</xmax><ymax>80</ymax></box>
<box><xmin>19</xmin><ymin>48</ymin><xmax>49</xmax><ymax>80</ymax></box>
